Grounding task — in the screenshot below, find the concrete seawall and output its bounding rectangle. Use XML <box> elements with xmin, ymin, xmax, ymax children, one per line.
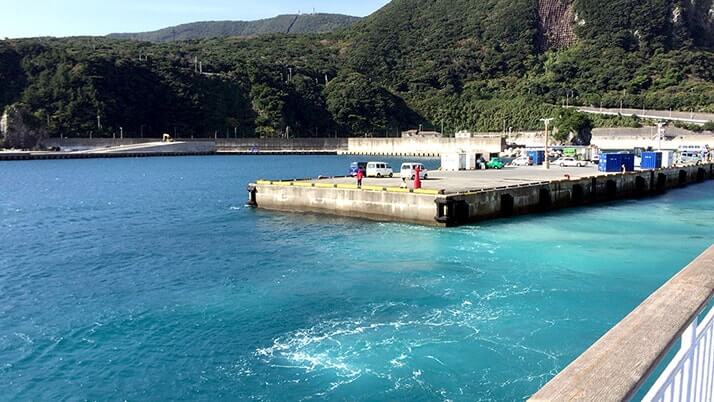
<box><xmin>250</xmin><ymin>163</ymin><xmax>714</xmax><ymax>227</ymax></box>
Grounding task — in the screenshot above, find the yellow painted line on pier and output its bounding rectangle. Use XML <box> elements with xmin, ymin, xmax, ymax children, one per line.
<box><xmin>361</xmin><ymin>185</ymin><xmax>386</xmax><ymax>191</ymax></box>
<box><xmin>256</xmin><ymin>180</ymin><xmax>441</xmax><ymax>196</ymax></box>
<box><xmin>413</xmin><ymin>189</ymin><xmax>441</xmax><ymax>195</ymax></box>
<box><xmin>314</xmin><ymin>183</ymin><xmax>336</xmax><ymax>189</ymax></box>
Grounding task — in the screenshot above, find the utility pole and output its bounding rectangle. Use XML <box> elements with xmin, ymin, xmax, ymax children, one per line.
<box><xmin>540</xmin><ymin>118</ymin><xmax>554</xmax><ymax>170</ymax></box>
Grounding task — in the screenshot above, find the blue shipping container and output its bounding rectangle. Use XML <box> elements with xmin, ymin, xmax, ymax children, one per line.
<box><xmin>641</xmin><ymin>152</ymin><xmax>662</xmax><ymax>169</ymax></box>
<box><xmin>599</xmin><ymin>154</ymin><xmax>620</xmax><ymax>172</ymax></box>
<box><xmin>620</xmin><ymin>153</ymin><xmax>635</xmax><ymax>172</ymax></box>
<box><xmin>527</xmin><ymin>150</ymin><xmax>545</xmax><ymax>165</ymax></box>
<box><xmin>599</xmin><ymin>153</ymin><xmax>635</xmax><ymax>172</ymax></box>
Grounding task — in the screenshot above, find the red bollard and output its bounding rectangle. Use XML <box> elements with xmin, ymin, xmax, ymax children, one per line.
<box><xmin>414</xmin><ymin>166</ymin><xmax>422</xmax><ymax>189</ymax></box>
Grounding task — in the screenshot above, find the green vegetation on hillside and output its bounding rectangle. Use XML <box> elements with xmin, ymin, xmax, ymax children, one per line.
<box><xmin>1</xmin><ymin>0</ymin><xmax>712</xmax><ymax>142</ymax></box>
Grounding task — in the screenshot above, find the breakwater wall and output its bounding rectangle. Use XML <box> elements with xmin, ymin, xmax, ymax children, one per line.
<box><xmin>216</xmin><ymin>138</ymin><xmax>347</xmax><ymax>152</ymax></box>
<box><xmin>250</xmin><ymin>163</ymin><xmax>714</xmax><ymax>227</ymax></box>
<box><xmin>0</xmin><ymin>150</ymin><xmax>215</xmax><ymax>161</ymax></box>
<box><xmin>39</xmin><ymin>137</ymin><xmax>348</xmax><ymax>152</ymax></box>
<box><xmin>40</xmin><ymin>138</ymin><xmax>156</xmax><ymax>150</ymax></box>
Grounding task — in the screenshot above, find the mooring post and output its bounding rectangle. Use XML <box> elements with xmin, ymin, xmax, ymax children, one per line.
<box><xmin>247</xmin><ymin>185</ymin><xmax>258</xmax><ymax>207</ymax></box>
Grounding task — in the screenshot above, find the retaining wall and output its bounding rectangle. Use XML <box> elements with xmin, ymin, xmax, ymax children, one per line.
<box><xmin>343</xmin><ymin>137</ymin><xmax>505</xmax><ymax>157</ymax></box>
<box><xmin>506</xmin><ymin>127</ymin><xmax>714</xmax><ymax>150</ymax></box>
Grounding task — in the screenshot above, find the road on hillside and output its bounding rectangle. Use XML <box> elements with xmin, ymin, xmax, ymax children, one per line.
<box><xmin>577</xmin><ymin>106</ymin><xmax>714</xmax><ymax>124</ymax></box>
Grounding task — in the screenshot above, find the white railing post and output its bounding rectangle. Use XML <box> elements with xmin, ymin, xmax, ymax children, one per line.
<box><xmin>683</xmin><ymin>318</ymin><xmax>697</xmax><ymax>401</ymax></box>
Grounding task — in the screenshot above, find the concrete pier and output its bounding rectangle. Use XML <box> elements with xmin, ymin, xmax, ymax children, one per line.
<box><xmin>249</xmin><ymin>163</ymin><xmax>714</xmax><ymax>227</ymax></box>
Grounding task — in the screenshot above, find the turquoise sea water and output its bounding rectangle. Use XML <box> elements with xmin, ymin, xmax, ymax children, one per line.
<box><xmin>1</xmin><ymin>155</ymin><xmax>712</xmax><ymax>401</ymax></box>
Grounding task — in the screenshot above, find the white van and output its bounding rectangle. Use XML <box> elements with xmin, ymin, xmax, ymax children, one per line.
<box><xmin>400</xmin><ymin>163</ymin><xmax>428</xmax><ymax>180</ymax></box>
<box><xmin>366</xmin><ymin>162</ymin><xmax>394</xmax><ymax>177</ymax></box>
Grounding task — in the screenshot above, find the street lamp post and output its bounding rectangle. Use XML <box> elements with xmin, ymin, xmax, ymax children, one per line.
<box><xmin>656</xmin><ymin>121</ymin><xmax>666</xmax><ymax>151</ymax></box>
<box><xmin>540</xmin><ymin>118</ymin><xmax>554</xmax><ymax>169</ymax></box>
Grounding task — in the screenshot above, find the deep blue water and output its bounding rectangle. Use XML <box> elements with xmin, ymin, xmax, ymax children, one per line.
<box><xmin>0</xmin><ymin>155</ymin><xmax>712</xmax><ymax>401</ymax></box>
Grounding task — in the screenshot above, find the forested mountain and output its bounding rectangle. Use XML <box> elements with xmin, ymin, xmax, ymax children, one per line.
<box><xmin>108</xmin><ymin>14</ymin><xmax>361</xmax><ymax>42</ymax></box>
<box><xmin>1</xmin><ymin>0</ymin><xmax>713</xmax><ymax>141</ymax></box>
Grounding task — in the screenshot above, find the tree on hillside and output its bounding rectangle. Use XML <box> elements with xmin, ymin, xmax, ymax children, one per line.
<box><xmin>324</xmin><ymin>73</ymin><xmax>396</xmax><ymax>136</ymax></box>
<box><xmin>250</xmin><ymin>84</ymin><xmax>287</xmax><ymax>137</ymax></box>
<box><xmin>0</xmin><ymin>44</ymin><xmax>26</xmax><ymax>111</ymax></box>
<box><xmin>555</xmin><ymin>108</ymin><xmax>593</xmax><ymax>144</ymax></box>
<box><xmin>284</xmin><ymin>75</ymin><xmax>334</xmax><ymax>137</ymax></box>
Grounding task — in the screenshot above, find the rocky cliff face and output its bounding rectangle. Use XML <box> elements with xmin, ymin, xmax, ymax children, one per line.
<box><xmin>1</xmin><ymin>104</ymin><xmax>47</xmax><ymax>150</ymax></box>
<box><xmin>680</xmin><ymin>0</ymin><xmax>714</xmax><ymax>47</ymax></box>
<box><xmin>536</xmin><ymin>0</ymin><xmax>713</xmax><ymax>50</ymax></box>
<box><xmin>537</xmin><ymin>0</ymin><xmax>577</xmax><ymax>50</ymax></box>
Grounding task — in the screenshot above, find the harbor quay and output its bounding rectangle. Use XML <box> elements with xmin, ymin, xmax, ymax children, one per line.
<box><xmin>248</xmin><ymin>163</ymin><xmax>714</xmax><ymax>227</ymax></box>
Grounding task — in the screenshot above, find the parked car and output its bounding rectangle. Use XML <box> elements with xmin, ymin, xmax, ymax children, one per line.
<box><xmin>554</xmin><ymin>157</ymin><xmax>587</xmax><ymax>167</ymax></box>
<box><xmin>400</xmin><ymin>163</ymin><xmax>428</xmax><ymax>180</ymax></box>
<box><xmin>677</xmin><ymin>152</ymin><xmax>703</xmax><ymax>165</ymax></box>
<box><xmin>349</xmin><ymin>162</ymin><xmax>368</xmax><ymax>177</ymax></box>
<box><xmin>366</xmin><ymin>162</ymin><xmax>394</xmax><ymax>177</ymax></box>
<box><xmin>510</xmin><ymin>156</ymin><xmax>533</xmax><ymax>166</ymax></box>
<box><xmin>486</xmin><ymin>158</ymin><xmax>505</xmax><ymax>169</ymax></box>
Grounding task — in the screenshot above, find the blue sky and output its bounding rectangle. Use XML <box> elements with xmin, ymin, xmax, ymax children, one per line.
<box><xmin>1</xmin><ymin>0</ymin><xmax>390</xmax><ymax>38</ymax></box>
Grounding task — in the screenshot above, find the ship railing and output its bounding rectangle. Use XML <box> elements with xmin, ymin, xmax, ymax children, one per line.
<box><xmin>529</xmin><ymin>245</ymin><xmax>714</xmax><ymax>402</ymax></box>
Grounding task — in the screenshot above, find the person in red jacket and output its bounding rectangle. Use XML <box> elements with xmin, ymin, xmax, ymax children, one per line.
<box><xmin>356</xmin><ymin>167</ymin><xmax>364</xmax><ymax>189</ymax></box>
<box><xmin>413</xmin><ymin>165</ymin><xmax>422</xmax><ymax>189</ymax></box>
